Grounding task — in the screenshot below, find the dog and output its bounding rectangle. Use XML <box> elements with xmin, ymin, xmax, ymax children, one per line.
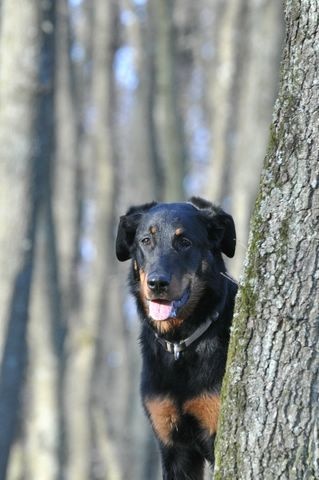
<box><xmin>116</xmin><ymin>197</ymin><xmax>237</xmax><ymax>479</ymax></box>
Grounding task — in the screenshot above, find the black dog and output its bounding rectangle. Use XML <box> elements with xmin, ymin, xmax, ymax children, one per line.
<box><xmin>116</xmin><ymin>197</ymin><xmax>237</xmax><ymax>479</ymax></box>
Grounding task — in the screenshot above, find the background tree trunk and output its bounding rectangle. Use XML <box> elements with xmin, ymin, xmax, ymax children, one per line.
<box><xmin>150</xmin><ymin>0</ymin><xmax>186</xmax><ymax>201</ymax></box>
<box><xmin>205</xmin><ymin>0</ymin><xmax>283</xmax><ymax>277</ymax></box>
<box><xmin>0</xmin><ymin>1</ymin><xmax>56</xmax><ymax>478</ymax></box>
<box><xmin>214</xmin><ymin>1</ymin><xmax>319</xmax><ymax>478</ymax></box>
<box><xmin>228</xmin><ymin>0</ymin><xmax>283</xmax><ymax>276</ymax></box>
<box><xmin>63</xmin><ymin>1</ymin><xmax>117</xmax><ymax>479</ymax></box>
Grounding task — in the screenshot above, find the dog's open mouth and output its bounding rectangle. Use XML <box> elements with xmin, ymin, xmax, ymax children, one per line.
<box><xmin>148</xmin><ymin>289</ymin><xmax>190</xmax><ymax>321</ymax></box>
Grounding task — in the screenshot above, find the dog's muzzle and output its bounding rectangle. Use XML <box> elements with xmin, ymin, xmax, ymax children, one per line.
<box><xmin>148</xmin><ymin>288</ymin><xmax>190</xmax><ymax>321</ymax></box>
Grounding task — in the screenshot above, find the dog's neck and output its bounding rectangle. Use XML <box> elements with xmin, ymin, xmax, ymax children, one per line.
<box><xmin>153</xmin><ymin>311</ymin><xmax>219</xmax><ymax>360</ymax></box>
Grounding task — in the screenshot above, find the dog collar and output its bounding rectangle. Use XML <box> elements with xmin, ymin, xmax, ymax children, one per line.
<box><xmin>154</xmin><ymin>312</ymin><xmax>219</xmax><ymax>360</ymax></box>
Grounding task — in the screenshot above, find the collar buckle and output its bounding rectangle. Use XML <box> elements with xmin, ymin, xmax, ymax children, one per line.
<box><xmin>155</xmin><ymin>312</ymin><xmax>219</xmax><ymax>361</ymax></box>
<box><xmin>164</xmin><ymin>341</ymin><xmax>183</xmax><ymax>360</ymax></box>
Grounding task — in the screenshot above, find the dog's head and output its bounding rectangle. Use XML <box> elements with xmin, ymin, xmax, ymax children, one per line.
<box><xmin>116</xmin><ymin>197</ymin><xmax>236</xmax><ymax>333</ymax></box>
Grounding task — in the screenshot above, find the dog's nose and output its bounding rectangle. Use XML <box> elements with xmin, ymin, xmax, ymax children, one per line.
<box><xmin>147</xmin><ymin>273</ymin><xmax>170</xmax><ymax>292</ymax></box>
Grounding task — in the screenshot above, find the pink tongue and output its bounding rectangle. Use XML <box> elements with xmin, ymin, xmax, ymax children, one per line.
<box><xmin>149</xmin><ymin>300</ymin><xmax>173</xmax><ymax>321</ymax></box>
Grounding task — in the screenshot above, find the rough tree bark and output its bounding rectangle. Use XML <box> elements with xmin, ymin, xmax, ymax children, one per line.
<box><xmin>214</xmin><ymin>1</ymin><xmax>319</xmax><ymax>479</ymax></box>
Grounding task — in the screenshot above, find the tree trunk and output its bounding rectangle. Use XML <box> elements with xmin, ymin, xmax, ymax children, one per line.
<box><xmin>205</xmin><ymin>0</ymin><xmax>242</xmax><ymax>204</ymax></box>
<box><xmin>205</xmin><ymin>0</ymin><xmax>283</xmax><ymax>278</ymax></box>
<box><xmin>214</xmin><ymin>1</ymin><xmax>319</xmax><ymax>478</ymax></box>
<box><xmin>22</xmin><ymin>1</ymin><xmax>73</xmax><ymax>478</ymax></box>
<box><xmin>150</xmin><ymin>0</ymin><xmax>186</xmax><ymax>201</ymax></box>
<box><xmin>0</xmin><ymin>1</ymin><xmax>56</xmax><ymax>478</ymax></box>
<box><xmin>228</xmin><ymin>0</ymin><xmax>283</xmax><ymax>277</ymax></box>
<box><xmin>0</xmin><ymin>0</ymin><xmax>39</xmax><ymax>361</ymax></box>
<box><xmin>62</xmin><ymin>1</ymin><xmax>118</xmax><ymax>479</ymax></box>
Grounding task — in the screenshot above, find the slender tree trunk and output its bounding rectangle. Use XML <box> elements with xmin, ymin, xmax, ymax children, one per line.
<box><xmin>228</xmin><ymin>0</ymin><xmax>283</xmax><ymax>276</ymax></box>
<box><xmin>0</xmin><ymin>0</ymin><xmax>39</xmax><ymax>361</ymax></box>
<box><xmin>141</xmin><ymin>11</ymin><xmax>164</xmax><ymax>202</ymax></box>
<box><xmin>214</xmin><ymin>1</ymin><xmax>319</xmax><ymax>478</ymax></box>
<box><xmin>17</xmin><ymin>1</ymin><xmax>62</xmax><ymax>477</ymax></box>
<box><xmin>117</xmin><ymin>0</ymin><xmax>162</xmax><ymax>208</ymax></box>
<box><xmin>150</xmin><ymin>0</ymin><xmax>186</xmax><ymax>200</ymax></box>
<box><xmin>0</xmin><ymin>1</ymin><xmax>56</xmax><ymax>478</ymax></box>
<box><xmin>62</xmin><ymin>1</ymin><xmax>118</xmax><ymax>478</ymax></box>
<box><xmin>205</xmin><ymin>0</ymin><xmax>242</xmax><ymax>204</ymax></box>
<box><xmin>205</xmin><ymin>0</ymin><xmax>283</xmax><ymax>278</ymax></box>
<box><xmin>55</xmin><ymin>0</ymin><xmax>78</xmax><ymax>305</ymax></box>
<box><xmin>24</xmin><ymin>208</ymin><xmax>63</xmax><ymax>480</ymax></box>
<box><xmin>22</xmin><ymin>1</ymin><xmax>74</xmax><ymax>478</ymax></box>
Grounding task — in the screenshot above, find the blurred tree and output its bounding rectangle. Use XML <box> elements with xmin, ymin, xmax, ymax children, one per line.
<box><xmin>150</xmin><ymin>0</ymin><xmax>186</xmax><ymax>201</ymax></box>
<box><xmin>61</xmin><ymin>1</ymin><xmax>119</xmax><ymax>479</ymax></box>
<box><xmin>228</xmin><ymin>0</ymin><xmax>283</xmax><ymax>275</ymax></box>
<box><xmin>214</xmin><ymin>0</ymin><xmax>319</xmax><ymax>477</ymax></box>
<box><xmin>117</xmin><ymin>0</ymin><xmax>162</xmax><ymax>208</ymax></box>
<box><xmin>0</xmin><ymin>1</ymin><xmax>56</xmax><ymax>478</ymax></box>
<box><xmin>205</xmin><ymin>0</ymin><xmax>283</xmax><ymax>277</ymax></box>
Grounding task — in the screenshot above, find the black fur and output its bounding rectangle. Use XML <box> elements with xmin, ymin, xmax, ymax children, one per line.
<box><xmin>116</xmin><ymin>197</ymin><xmax>237</xmax><ymax>479</ymax></box>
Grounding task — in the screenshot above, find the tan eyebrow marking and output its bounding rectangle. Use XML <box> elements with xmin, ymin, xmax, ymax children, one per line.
<box><xmin>149</xmin><ymin>225</ymin><xmax>158</xmax><ymax>235</ymax></box>
<box><xmin>175</xmin><ymin>227</ymin><xmax>184</xmax><ymax>236</ymax></box>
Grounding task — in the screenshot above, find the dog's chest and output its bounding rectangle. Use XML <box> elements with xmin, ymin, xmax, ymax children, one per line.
<box><xmin>143</xmin><ymin>392</ymin><xmax>220</xmax><ymax>446</ymax></box>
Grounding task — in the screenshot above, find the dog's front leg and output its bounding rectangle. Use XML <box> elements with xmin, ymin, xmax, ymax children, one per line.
<box><xmin>160</xmin><ymin>445</ymin><xmax>205</xmax><ymax>480</ymax></box>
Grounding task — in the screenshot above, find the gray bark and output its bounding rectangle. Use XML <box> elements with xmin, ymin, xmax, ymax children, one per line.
<box><xmin>117</xmin><ymin>0</ymin><xmax>162</xmax><ymax>209</ymax></box>
<box><xmin>150</xmin><ymin>0</ymin><xmax>186</xmax><ymax>201</ymax></box>
<box><xmin>0</xmin><ymin>1</ymin><xmax>56</xmax><ymax>477</ymax></box>
<box><xmin>62</xmin><ymin>2</ymin><xmax>119</xmax><ymax>479</ymax></box>
<box><xmin>228</xmin><ymin>0</ymin><xmax>283</xmax><ymax>277</ymax></box>
<box><xmin>205</xmin><ymin>0</ymin><xmax>283</xmax><ymax>278</ymax></box>
<box><xmin>205</xmin><ymin>0</ymin><xmax>242</xmax><ymax>204</ymax></box>
<box><xmin>21</xmin><ymin>2</ymin><xmax>73</xmax><ymax>478</ymax></box>
<box><xmin>0</xmin><ymin>0</ymin><xmax>39</xmax><ymax>361</ymax></box>
<box><xmin>214</xmin><ymin>1</ymin><xmax>319</xmax><ymax>478</ymax></box>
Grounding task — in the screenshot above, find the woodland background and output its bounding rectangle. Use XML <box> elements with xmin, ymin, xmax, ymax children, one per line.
<box><xmin>0</xmin><ymin>0</ymin><xmax>284</xmax><ymax>479</ymax></box>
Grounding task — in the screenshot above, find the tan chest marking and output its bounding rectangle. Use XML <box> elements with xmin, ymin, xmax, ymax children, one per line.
<box><xmin>151</xmin><ymin>317</ymin><xmax>184</xmax><ymax>334</ymax></box>
<box><xmin>183</xmin><ymin>393</ymin><xmax>220</xmax><ymax>435</ymax></box>
<box><xmin>144</xmin><ymin>396</ymin><xmax>179</xmax><ymax>445</ymax></box>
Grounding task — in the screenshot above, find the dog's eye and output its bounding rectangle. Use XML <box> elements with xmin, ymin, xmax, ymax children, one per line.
<box><xmin>175</xmin><ymin>237</ymin><xmax>192</xmax><ymax>251</ymax></box>
<box><xmin>141</xmin><ymin>237</ymin><xmax>151</xmax><ymax>246</ymax></box>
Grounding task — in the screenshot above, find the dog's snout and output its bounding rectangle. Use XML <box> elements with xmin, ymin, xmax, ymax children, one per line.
<box><xmin>147</xmin><ymin>273</ymin><xmax>170</xmax><ymax>292</ymax></box>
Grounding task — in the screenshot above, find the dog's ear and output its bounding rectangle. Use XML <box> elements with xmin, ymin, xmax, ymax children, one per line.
<box><xmin>116</xmin><ymin>202</ymin><xmax>157</xmax><ymax>261</ymax></box>
<box><xmin>189</xmin><ymin>197</ymin><xmax>236</xmax><ymax>258</ymax></box>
